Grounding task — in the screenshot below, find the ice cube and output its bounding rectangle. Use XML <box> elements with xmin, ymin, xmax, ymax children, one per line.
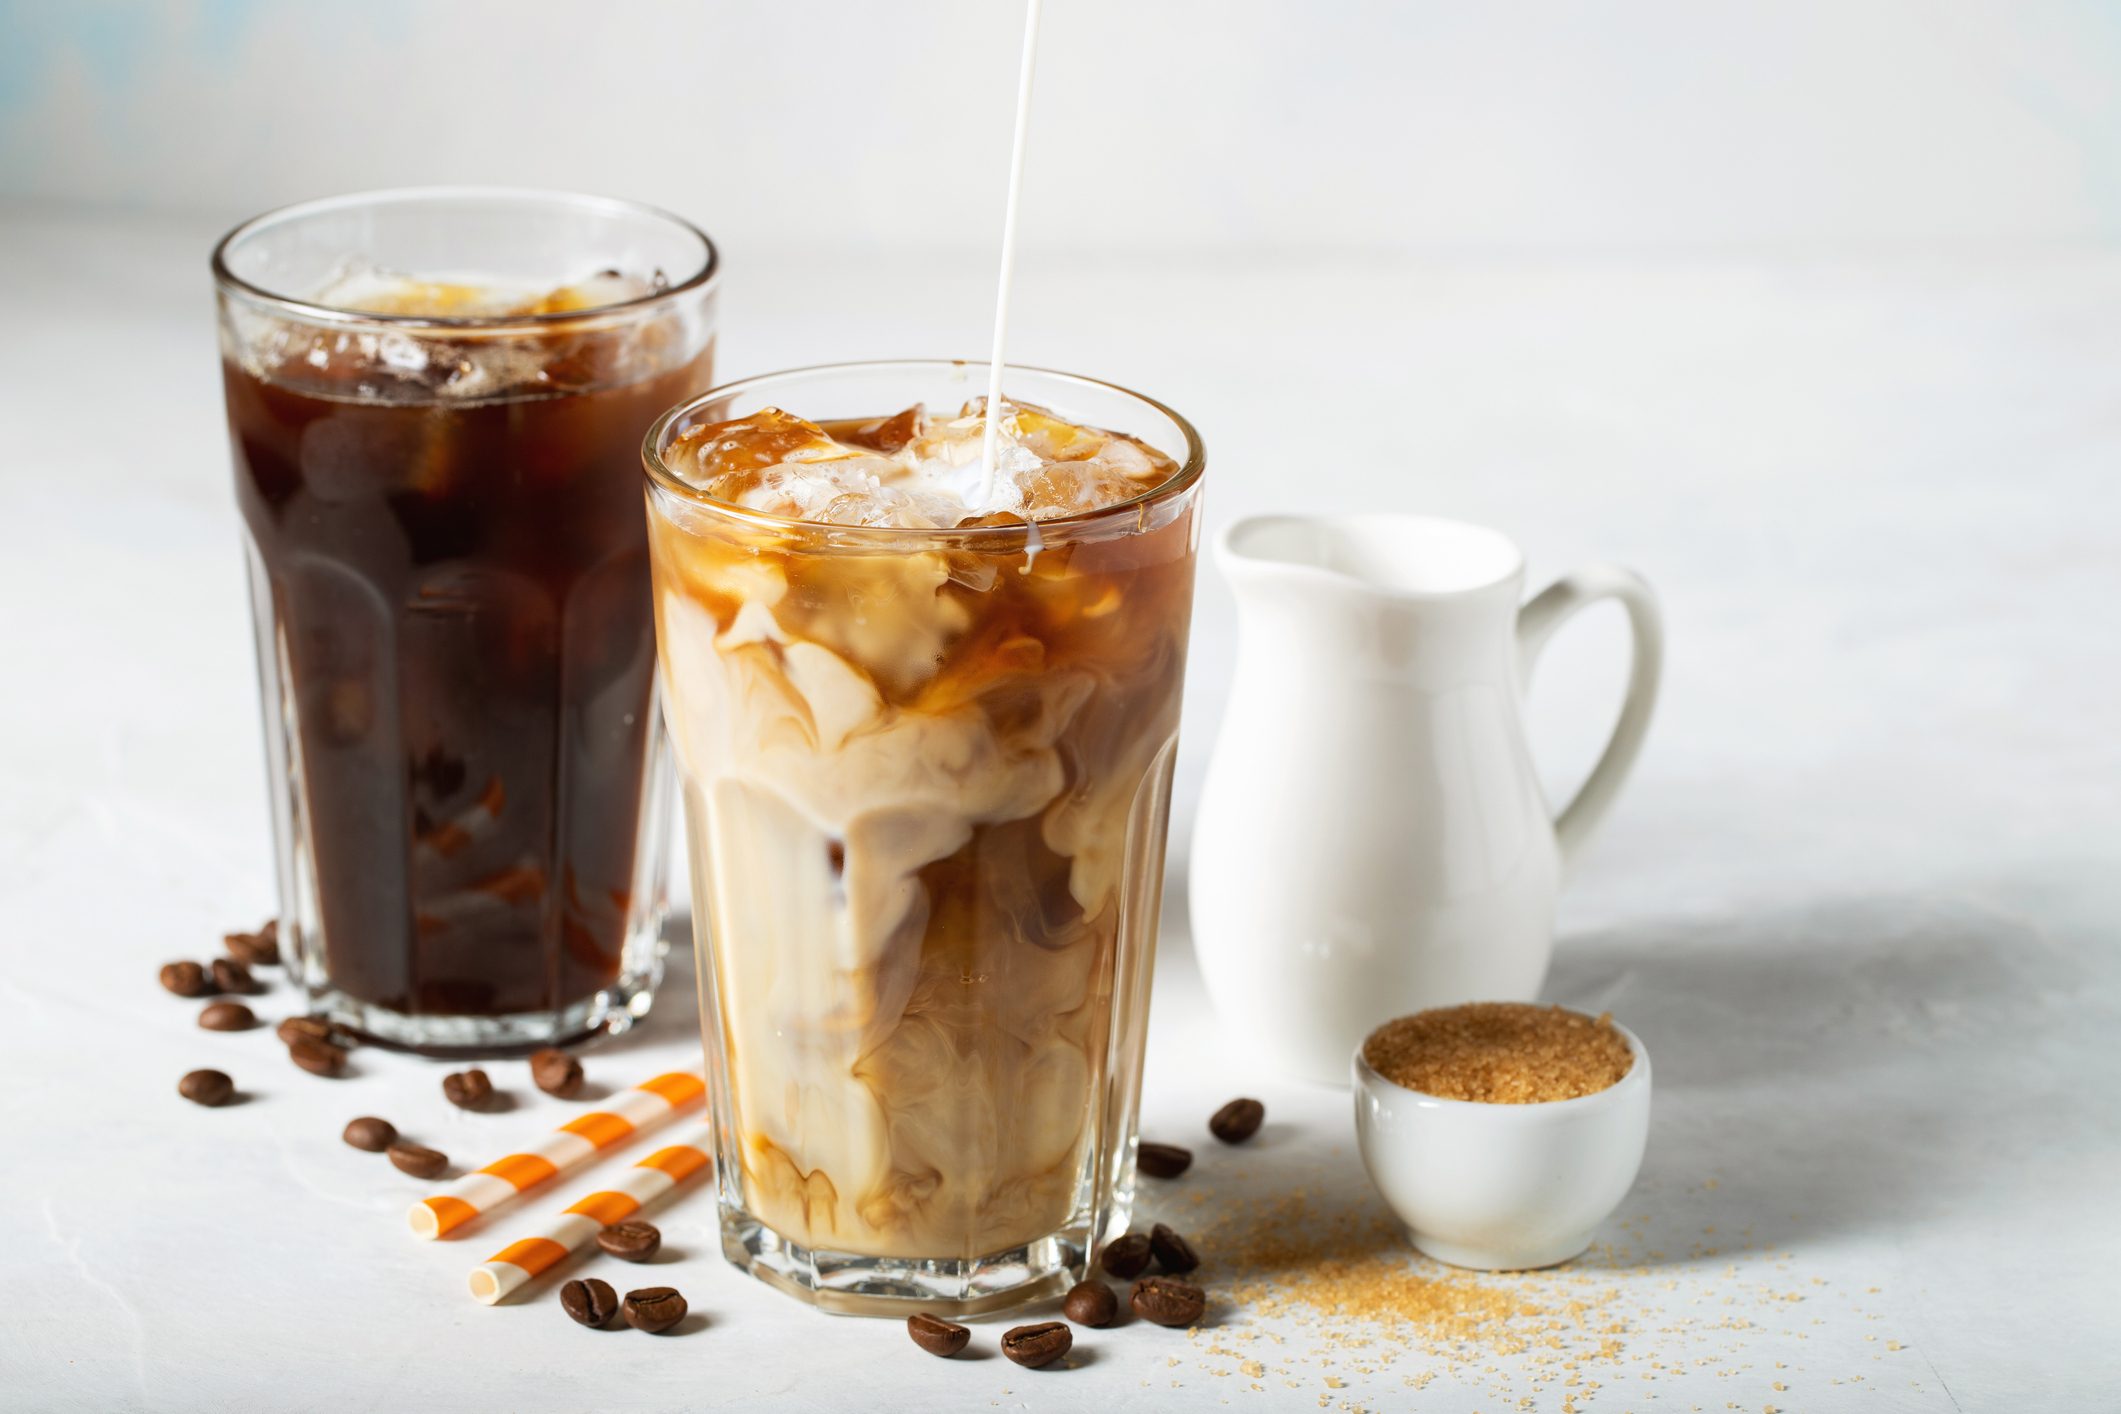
<box><xmin>1088</xmin><ymin>435</ymin><xmax>1166</xmax><ymax>479</ymax></box>
<box><xmin>314</xmin><ymin>264</ymin><xmax>526</xmax><ymax>318</ymax></box>
<box><xmin>665</xmin><ymin>396</ymin><xmax>1174</xmax><ymax>527</ymax></box>
<box><xmin>521</xmin><ymin>269</ymin><xmax>655</xmax><ymax>315</ymax></box>
<box><xmin>1010</xmin><ymin>403</ymin><xmax>1112</xmax><ymax>463</ymax></box>
<box><xmin>731</xmin><ymin>455</ymin><xmax>901</xmax><ymax>521</ymax></box>
<box><xmin>670</xmin><ymin>409</ymin><xmax>865</xmax><ymax>496</ymax></box>
<box><xmin>314</xmin><ymin>263</ymin><xmax>655</xmax><ymax>320</ymax></box>
<box><xmin>1013</xmin><ymin>459</ymin><xmax>1161</xmax><ymax>520</ymax></box>
<box><xmin>898</xmin><ymin>402</ymin><xmax>1039</xmax><ymax>513</ymax></box>
<box><xmin>837</xmin><ymin>405</ymin><xmax>926</xmax><ymax>454</ymax></box>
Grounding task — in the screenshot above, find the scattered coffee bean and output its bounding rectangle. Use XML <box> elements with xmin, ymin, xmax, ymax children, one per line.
<box><xmin>1099</xmin><ymin>1231</ymin><xmax>1153</xmax><ymax>1280</ymax></box>
<box><xmin>210</xmin><ymin>958</ymin><xmax>259</xmax><ymax>995</ymax></box>
<box><xmin>1137</xmin><ymin>1141</ymin><xmax>1193</xmax><ymax>1179</ymax></box>
<box><xmin>276</xmin><ymin>1015</ymin><xmax>339</xmax><ymax>1047</ymax></box>
<box><xmin>1000</xmin><ymin>1321</ymin><xmax>1072</xmax><ymax>1368</ymax></box>
<box><xmin>223</xmin><ymin>926</ymin><xmax>280</xmax><ymax>968</ymax></box>
<box><xmin>596</xmin><ymin>1220</ymin><xmax>661</xmax><ymax>1262</ymax></box>
<box><xmin>160</xmin><ymin>961</ymin><xmax>213</xmax><ymax>998</ymax></box>
<box><xmin>1209</xmin><ymin>1097</ymin><xmax>1265</xmax><ymax>1145</ymax></box>
<box><xmin>621</xmin><ymin>1286</ymin><xmax>687</xmax><ymax>1333</ymax></box>
<box><xmin>1130</xmin><ymin>1274</ymin><xmax>1207</xmax><ymax>1327</ymax></box>
<box><xmin>288</xmin><ymin>1035</ymin><xmax>348</xmax><ymax>1076</ymax></box>
<box><xmin>442</xmin><ymin>1068</ymin><xmax>493</xmax><ymax>1109</ymax></box>
<box><xmin>1063</xmin><ymin>1279</ymin><xmax>1118</xmax><ymax>1327</ymax></box>
<box><xmin>342</xmin><ymin>1116</ymin><xmax>397</xmax><ymax>1152</ymax></box>
<box><xmin>530</xmin><ymin>1047</ymin><xmax>584</xmax><ymax>1098</ymax></box>
<box><xmin>906</xmin><ymin>1312</ymin><xmax>970</xmax><ymax>1358</ymax></box>
<box><xmin>387</xmin><ymin>1142</ymin><xmax>448</xmax><ymax>1179</ymax></box>
<box><xmin>198</xmin><ymin>1000</ymin><xmax>256</xmax><ymax>1031</ymax></box>
<box><xmin>560</xmin><ymin>1277</ymin><xmax>620</xmax><ymax>1328</ymax></box>
<box><xmin>1150</xmin><ymin>1222</ymin><xmax>1200</xmax><ymax>1275</ymax></box>
<box><xmin>178</xmin><ymin>1069</ymin><xmax>233</xmax><ymax>1106</ymax></box>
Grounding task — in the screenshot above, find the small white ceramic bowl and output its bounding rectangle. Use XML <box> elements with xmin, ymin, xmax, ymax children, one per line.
<box><xmin>1352</xmin><ymin>1020</ymin><xmax>1651</xmax><ymax>1271</ymax></box>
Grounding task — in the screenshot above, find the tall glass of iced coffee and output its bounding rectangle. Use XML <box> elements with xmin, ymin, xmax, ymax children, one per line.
<box><xmin>215</xmin><ymin>189</ymin><xmax>718</xmax><ymax>1054</ymax></box>
<box><xmin>643</xmin><ymin>361</ymin><xmax>1204</xmax><ymax>1313</ymax></box>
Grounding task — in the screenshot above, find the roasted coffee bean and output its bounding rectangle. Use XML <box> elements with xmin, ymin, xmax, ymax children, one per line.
<box><xmin>1063</xmin><ymin>1279</ymin><xmax>1118</xmax><ymax>1327</ymax></box>
<box><xmin>1099</xmin><ymin>1232</ymin><xmax>1153</xmax><ymax>1279</ymax></box>
<box><xmin>530</xmin><ymin>1047</ymin><xmax>584</xmax><ymax>1098</ymax></box>
<box><xmin>288</xmin><ymin>1035</ymin><xmax>347</xmax><ymax>1076</ymax></box>
<box><xmin>342</xmin><ymin>1116</ymin><xmax>397</xmax><ymax>1151</ymax></box>
<box><xmin>1001</xmin><ymin>1321</ymin><xmax>1072</xmax><ymax>1368</ymax></box>
<box><xmin>906</xmin><ymin>1312</ymin><xmax>970</xmax><ymax>1357</ymax></box>
<box><xmin>442</xmin><ymin>1069</ymin><xmax>493</xmax><ymax>1109</ymax></box>
<box><xmin>160</xmin><ymin>961</ymin><xmax>213</xmax><ymax>998</ymax></box>
<box><xmin>1150</xmin><ymin>1223</ymin><xmax>1200</xmax><ymax>1275</ymax></box>
<box><xmin>198</xmin><ymin>1000</ymin><xmax>256</xmax><ymax>1031</ymax></box>
<box><xmin>210</xmin><ymin>958</ymin><xmax>259</xmax><ymax>995</ymax></box>
<box><xmin>596</xmin><ymin>1221</ymin><xmax>661</xmax><ymax>1262</ymax></box>
<box><xmin>223</xmin><ymin>927</ymin><xmax>280</xmax><ymax>968</ymax></box>
<box><xmin>1209</xmin><ymin>1097</ymin><xmax>1265</xmax><ymax>1145</ymax></box>
<box><xmin>276</xmin><ymin>1015</ymin><xmax>339</xmax><ymax>1047</ymax></box>
<box><xmin>621</xmin><ymin>1286</ymin><xmax>687</xmax><ymax>1333</ymax></box>
<box><xmin>178</xmin><ymin>1069</ymin><xmax>233</xmax><ymax>1107</ymax></box>
<box><xmin>387</xmin><ymin>1142</ymin><xmax>448</xmax><ymax>1179</ymax></box>
<box><xmin>1137</xmin><ymin>1141</ymin><xmax>1193</xmax><ymax>1179</ymax></box>
<box><xmin>560</xmin><ymin>1277</ymin><xmax>620</xmax><ymax>1328</ymax></box>
<box><xmin>1130</xmin><ymin>1275</ymin><xmax>1207</xmax><ymax>1327</ymax></box>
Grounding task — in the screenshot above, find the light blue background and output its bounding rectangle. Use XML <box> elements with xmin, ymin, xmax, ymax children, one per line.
<box><xmin>5</xmin><ymin>0</ymin><xmax>2121</xmax><ymax>253</ymax></box>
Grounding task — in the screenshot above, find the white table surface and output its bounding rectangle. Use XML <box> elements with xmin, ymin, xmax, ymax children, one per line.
<box><xmin>3</xmin><ymin>207</ymin><xmax>2117</xmax><ymax>1412</ymax></box>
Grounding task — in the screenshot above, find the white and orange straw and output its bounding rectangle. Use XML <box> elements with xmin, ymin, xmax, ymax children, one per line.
<box><xmin>466</xmin><ymin>1125</ymin><xmax>714</xmax><ymax>1304</ymax></box>
<box><xmin>408</xmin><ymin>1070</ymin><xmax>706</xmax><ymax>1240</ymax></box>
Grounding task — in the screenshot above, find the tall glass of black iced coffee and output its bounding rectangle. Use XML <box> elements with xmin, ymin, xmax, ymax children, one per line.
<box><xmin>213</xmin><ymin>189</ymin><xmax>718</xmax><ymax>1054</ymax></box>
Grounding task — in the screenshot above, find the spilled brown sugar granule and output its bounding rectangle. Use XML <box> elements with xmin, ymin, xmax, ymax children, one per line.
<box><xmin>1362</xmin><ymin>1002</ymin><xmax>1634</xmax><ymax>1103</ymax></box>
<box><xmin>1192</xmin><ymin>1187</ymin><xmax>1642</xmax><ymax>1408</ymax></box>
<box><xmin>1154</xmin><ymin>1169</ymin><xmax>1896</xmax><ymax>1408</ymax></box>
<box><xmin>1215</xmin><ymin>1196</ymin><xmax>1619</xmax><ymax>1355</ymax></box>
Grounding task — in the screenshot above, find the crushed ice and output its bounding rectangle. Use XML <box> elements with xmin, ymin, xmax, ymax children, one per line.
<box><xmin>668</xmin><ymin>400</ymin><xmax>1175</xmax><ymax>529</ymax></box>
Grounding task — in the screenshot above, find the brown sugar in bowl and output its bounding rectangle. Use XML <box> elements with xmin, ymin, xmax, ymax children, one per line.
<box><xmin>1353</xmin><ymin>1003</ymin><xmax>1651</xmax><ymax>1271</ymax></box>
<box><xmin>1361</xmin><ymin>1002</ymin><xmax>1636</xmax><ymax>1104</ymax></box>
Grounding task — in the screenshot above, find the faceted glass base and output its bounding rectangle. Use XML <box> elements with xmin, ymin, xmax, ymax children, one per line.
<box><xmin>719</xmin><ymin>1197</ymin><xmax>1126</xmax><ymax>1318</ymax></box>
<box><xmin>312</xmin><ymin>942</ymin><xmax>663</xmax><ymax>1058</ymax></box>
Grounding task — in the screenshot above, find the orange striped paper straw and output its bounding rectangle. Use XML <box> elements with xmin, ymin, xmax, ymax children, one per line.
<box><xmin>467</xmin><ymin>1125</ymin><xmax>713</xmax><ymax>1304</ymax></box>
<box><xmin>408</xmin><ymin>1071</ymin><xmax>706</xmax><ymax>1240</ymax></box>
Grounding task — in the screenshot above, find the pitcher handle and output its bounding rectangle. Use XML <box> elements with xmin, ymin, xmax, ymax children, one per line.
<box><xmin>1515</xmin><ymin>565</ymin><xmax>1664</xmax><ymax>869</ymax></box>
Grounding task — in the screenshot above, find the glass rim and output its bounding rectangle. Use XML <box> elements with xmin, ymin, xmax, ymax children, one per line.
<box><xmin>641</xmin><ymin>359</ymin><xmax>1208</xmax><ymax>543</ymax></box>
<box><xmin>210</xmin><ymin>185</ymin><xmax>720</xmax><ymax>332</ymax></box>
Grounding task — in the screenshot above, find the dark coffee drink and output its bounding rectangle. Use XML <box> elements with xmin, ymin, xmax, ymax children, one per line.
<box><xmin>214</xmin><ymin>190</ymin><xmax>718</xmax><ymax>1054</ymax></box>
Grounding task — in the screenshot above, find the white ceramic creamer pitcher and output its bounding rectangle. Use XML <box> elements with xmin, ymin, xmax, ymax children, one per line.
<box><xmin>1189</xmin><ymin>514</ymin><xmax>1663</xmax><ymax>1085</ymax></box>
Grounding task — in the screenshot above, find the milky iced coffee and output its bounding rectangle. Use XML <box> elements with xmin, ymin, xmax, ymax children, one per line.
<box><xmin>214</xmin><ymin>190</ymin><xmax>718</xmax><ymax>1054</ymax></box>
<box><xmin>643</xmin><ymin>362</ymin><xmax>1203</xmax><ymax>1313</ymax></box>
